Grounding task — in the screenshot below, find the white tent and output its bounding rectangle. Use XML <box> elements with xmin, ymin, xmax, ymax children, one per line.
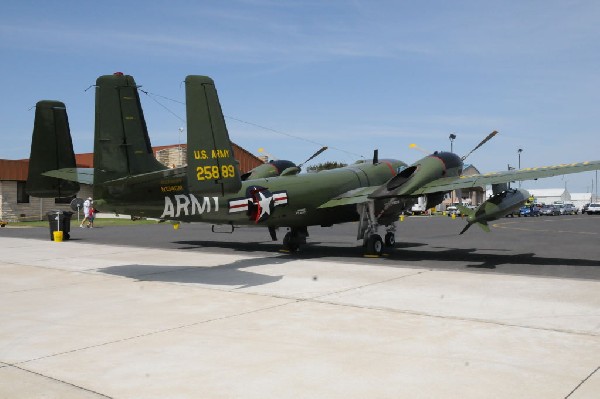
<box><xmin>570</xmin><ymin>193</ymin><xmax>593</xmax><ymax>209</ymax></box>
<box><xmin>527</xmin><ymin>188</ymin><xmax>570</xmax><ymax>205</ymax></box>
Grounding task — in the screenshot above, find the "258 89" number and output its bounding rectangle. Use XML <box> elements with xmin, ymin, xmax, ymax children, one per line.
<box><xmin>196</xmin><ymin>165</ymin><xmax>236</xmax><ymax>181</ymax></box>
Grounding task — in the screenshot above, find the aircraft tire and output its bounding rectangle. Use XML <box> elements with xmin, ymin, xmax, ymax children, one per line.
<box><xmin>384</xmin><ymin>232</ymin><xmax>395</xmax><ymax>247</ymax></box>
<box><xmin>366</xmin><ymin>234</ymin><xmax>383</xmax><ymax>256</ymax></box>
<box><xmin>283</xmin><ymin>232</ymin><xmax>300</xmax><ymax>252</ymax></box>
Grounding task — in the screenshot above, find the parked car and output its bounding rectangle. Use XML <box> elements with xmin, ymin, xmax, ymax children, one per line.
<box><xmin>555</xmin><ymin>204</ymin><xmax>568</xmax><ymax>215</ymax></box>
<box><xmin>446</xmin><ymin>206</ymin><xmax>460</xmax><ymax>216</ymax></box>
<box><xmin>519</xmin><ymin>206</ymin><xmax>541</xmax><ymax>217</ymax></box>
<box><xmin>540</xmin><ymin>205</ymin><xmax>560</xmax><ymax>216</ymax></box>
<box><xmin>581</xmin><ymin>203</ymin><xmax>590</xmax><ymax>213</ymax></box>
<box><xmin>586</xmin><ymin>203</ymin><xmax>600</xmax><ymax>215</ymax></box>
<box><xmin>563</xmin><ymin>204</ymin><xmax>578</xmax><ymax>215</ymax></box>
<box><xmin>505</xmin><ymin>207</ymin><xmax>520</xmax><ymax>217</ymax></box>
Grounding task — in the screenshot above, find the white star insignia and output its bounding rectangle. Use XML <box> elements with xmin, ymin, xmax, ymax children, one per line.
<box><xmin>257</xmin><ymin>191</ymin><xmax>273</xmax><ymax>218</ymax></box>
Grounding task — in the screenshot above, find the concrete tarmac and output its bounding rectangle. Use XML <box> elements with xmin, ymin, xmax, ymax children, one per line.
<box><xmin>1</xmin><ymin>216</ymin><xmax>599</xmax><ymax>398</ymax></box>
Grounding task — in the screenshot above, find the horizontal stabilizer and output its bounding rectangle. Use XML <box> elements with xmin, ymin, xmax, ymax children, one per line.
<box><xmin>185</xmin><ymin>76</ymin><xmax>242</xmax><ymax>195</ymax></box>
<box><xmin>26</xmin><ymin>100</ymin><xmax>80</xmax><ymax>198</ymax></box>
<box><xmin>42</xmin><ymin>168</ymin><xmax>94</xmax><ymax>185</ymax></box>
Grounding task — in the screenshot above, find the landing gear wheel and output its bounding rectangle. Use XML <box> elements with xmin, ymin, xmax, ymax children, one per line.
<box><xmin>283</xmin><ymin>232</ymin><xmax>300</xmax><ymax>252</ymax></box>
<box><xmin>384</xmin><ymin>232</ymin><xmax>395</xmax><ymax>247</ymax></box>
<box><xmin>365</xmin><ymin>234</ymin><xmax>383</xmax><ymax>256</ymax></box>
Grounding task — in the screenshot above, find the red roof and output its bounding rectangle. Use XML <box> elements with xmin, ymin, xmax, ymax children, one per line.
<box><xmin>0</xmin><ymin>160</ymin><xmax>29</xmax><ymax>181</ymax></box>
<box><xmin>75</xmin><ymin>153</ymin><xmax>94</xmax><ymax>168</ymax></box>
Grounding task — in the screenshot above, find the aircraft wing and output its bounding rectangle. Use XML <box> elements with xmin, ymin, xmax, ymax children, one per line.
<box><xmin>412</xmin><ymin>160</ymin><xmax>600</xmax><ymax>195</ymax></box>
<box><xmin>317</xmin><ymin>186</ymin><xmax>379</xmax><ymax>209</ymax></box>
<box><xmin>42</xmin><ymin>168</ymin><xmax>95</xmax><ymax>185</ymax></box>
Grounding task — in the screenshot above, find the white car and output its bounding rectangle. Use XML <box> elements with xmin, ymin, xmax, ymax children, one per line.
<box><xmin>586</xmin><ymin>203</ymin><xmax>600</xmax><ymax>215</ymax></box>
<box><xmin>446</xmin><ymin>206</ymin><xmax>460</xmax><ymax>216</ymax></box>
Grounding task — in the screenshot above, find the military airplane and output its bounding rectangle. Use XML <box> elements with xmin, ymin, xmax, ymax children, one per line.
<box><xmin>27</xmin><ymin>73</ymin><xmax>600</xmax><ymax>255</ymax></box>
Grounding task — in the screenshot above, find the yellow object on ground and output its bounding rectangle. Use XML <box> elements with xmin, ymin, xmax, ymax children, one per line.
<box><xmin>173</xmin><ymin>223</ymin><xmax>180</xmax><ymax>230</ymax></box>
<box><xmin>53</xmin><ymin>231</ymin><xmax>63</xmax><ymax>242</ymax></box>
<box><xmin>451</xmin><ymin>213</ymin><xmax>456</xmax><ymax>220</ymax></box>
<box><xmin>400</xmin><ymin>215</ymin><xmax>405</xmax><ymax>222</ymax></box>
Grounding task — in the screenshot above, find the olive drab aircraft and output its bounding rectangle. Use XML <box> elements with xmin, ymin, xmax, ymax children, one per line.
<box><xmin>27</xmin><ymin>73</ymin><xmax>600</xmax><ymax>255</ymax></box>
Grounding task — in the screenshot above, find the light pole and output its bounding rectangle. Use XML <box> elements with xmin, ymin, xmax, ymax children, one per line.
<box><xmin>594</xmin><ymin>170</ymin><xmax>598</xmax><ymax>202</ymax></box>
<box><xmin>448</xmin><ymin>133</ymin><xmax>457</xmax><ymax>205</ymax></box>
<box><xmin>178</xmin><ymin>127</ymin><xmax>184</xmax><ymax>166</ymax></box>
<box><xmin>517</xmin><ymin>149</ymin><xmax>523</xmax><ymax>188</ymax></box>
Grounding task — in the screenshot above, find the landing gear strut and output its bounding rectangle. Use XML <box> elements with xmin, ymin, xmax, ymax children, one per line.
<box><xmin>358</xmin><ymin>201</ymin><xmax>396</xmax><ymax>256</ymax></box>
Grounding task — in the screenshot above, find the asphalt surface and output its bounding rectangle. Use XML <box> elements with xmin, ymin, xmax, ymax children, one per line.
<box><xmin>3</xmin><ymin>214</ymin><xmax>599</xmax><ymax>279</ymax></box>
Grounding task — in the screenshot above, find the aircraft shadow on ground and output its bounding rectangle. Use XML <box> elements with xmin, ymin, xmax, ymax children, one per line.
<box><xmin>98</xmin><ymin>256</ymin><xmax>289</xmax><ymax>288</ymax></box>
<box><xmin>172</xmin><ymin>239</ymin><xmax>600</xmax><ymax>279</ymax></box>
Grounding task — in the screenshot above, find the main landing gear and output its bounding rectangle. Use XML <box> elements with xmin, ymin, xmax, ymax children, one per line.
<box><xmin>282</xmin><ymin>226</ymin><xmax>308</xmax><ymax>252</ymax></box>
<box><xmin>358</xmin><ymin>201</ymin><xmax>397</xmax><ymax>256</ymax></box>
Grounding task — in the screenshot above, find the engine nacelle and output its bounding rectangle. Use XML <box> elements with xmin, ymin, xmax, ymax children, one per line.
<box><xmin>458</xmin><ymin>188</ymin><xmax>529</xmax><ymax>234</ymax></box>
<box><xmin>241</xmin><ymin>160</ymin><xmax>297</xmax><ymax>180</ymax></box>
<box><xmin>371</xmin><ymin>151</ymin><xmax>463</xmax><ymax>198</ymax></box>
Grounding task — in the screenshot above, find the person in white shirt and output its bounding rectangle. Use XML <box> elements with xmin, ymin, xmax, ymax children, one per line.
<box><xmin>80</xmin><ymin>197</ymin><xmax>92</xmax><ymax>228</ymax></box>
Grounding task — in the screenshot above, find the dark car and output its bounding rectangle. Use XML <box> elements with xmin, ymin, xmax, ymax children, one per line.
<box><xmin>540</xmin><ymin>205</ymin><xmax>560</xmax><ymax>216</ymax></box>
<box><xmin>519</xmin><ymin>206</ymin><xmax>541</xmax><ymax>217</ymax></box>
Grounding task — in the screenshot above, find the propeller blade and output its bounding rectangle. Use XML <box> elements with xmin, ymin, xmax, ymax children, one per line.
<box><xmin>409</xmin><ymin>143</ymin><xmax>430</xmax><ymax>154</ymax></box>
<box><xmin>298</xmin><ymin>146</ymin><xmax>328</xmax><ymax>168</ymax></box>
<box><xmin>461</xmin><ymin>130</ymin><xmax>498</xmax><ymax>160</ymax></box>
<box><xmin>459</xmin><ymin>223</ymin><xmax>472</xmax><ymax>235</ymax></box>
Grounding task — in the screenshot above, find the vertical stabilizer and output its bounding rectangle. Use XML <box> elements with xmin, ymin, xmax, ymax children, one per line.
<box><xmin>26</xmin><ymin>100</ymin><xmax>79</xmax><ymax>197</ymax></box>
<box><xmin>185</xmin><ymin>75</ymin><xmax>242</xmax><ymax>195</ymax></box>
<box><xmin>93</xmin><ymin>73</ymin><xmax>166</xmax><ymax>188</ymax></box>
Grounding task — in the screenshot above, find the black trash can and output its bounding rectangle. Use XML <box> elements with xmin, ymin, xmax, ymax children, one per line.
<box><xmin>46</xmin><ymin>210</ymin><xmax>73</xmax><ymax>241</ymax></box>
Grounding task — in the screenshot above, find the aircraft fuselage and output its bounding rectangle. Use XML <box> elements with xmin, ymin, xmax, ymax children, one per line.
<box><xmin>96</xmin><ymin>159</ymin><xmax>407</xmax><ymax>228</ymax></box>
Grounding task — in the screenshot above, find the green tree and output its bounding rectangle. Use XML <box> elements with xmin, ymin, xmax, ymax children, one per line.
<box><xmin>306</xmin><ymin>161</ymin><xmax>348</xmax><ymax>172</ymax></box>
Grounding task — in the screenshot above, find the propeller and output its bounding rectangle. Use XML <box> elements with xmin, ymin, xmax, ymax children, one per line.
<box><xmin>298</xmin><ymin>146</ymin><xmax>328</xmax><ymax>169</ymax></box>
<box><xmin>461</xmin><ymin>130</ymin><xmax>498</xmax><ymax>161</ymax></box>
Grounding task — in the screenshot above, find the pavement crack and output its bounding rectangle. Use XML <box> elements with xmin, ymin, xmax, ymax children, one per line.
<box><xmin>14</xmin><ymin>299</ymin><xmax>299</xmax><ymax>367</ymax></box>
<box><xmin>5</xmin><ymin>364</ymin><xmax>113</xmax><ymax>398</ymax></box>
<box><xmin>564</xmin><ymin>365</ymin><xmax>600</xmax><ymax>398</ymax></box>
<box><xmin>308</xmin><ymin>270</ymin><xmax>427</xmax><ymax>301</ymax></box>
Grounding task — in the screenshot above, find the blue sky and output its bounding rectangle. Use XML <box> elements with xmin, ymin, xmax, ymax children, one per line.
<box><xmin>1</xmin><ymin>0</ymin><xmax>599</xmax><ymax>193</ymax></box>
